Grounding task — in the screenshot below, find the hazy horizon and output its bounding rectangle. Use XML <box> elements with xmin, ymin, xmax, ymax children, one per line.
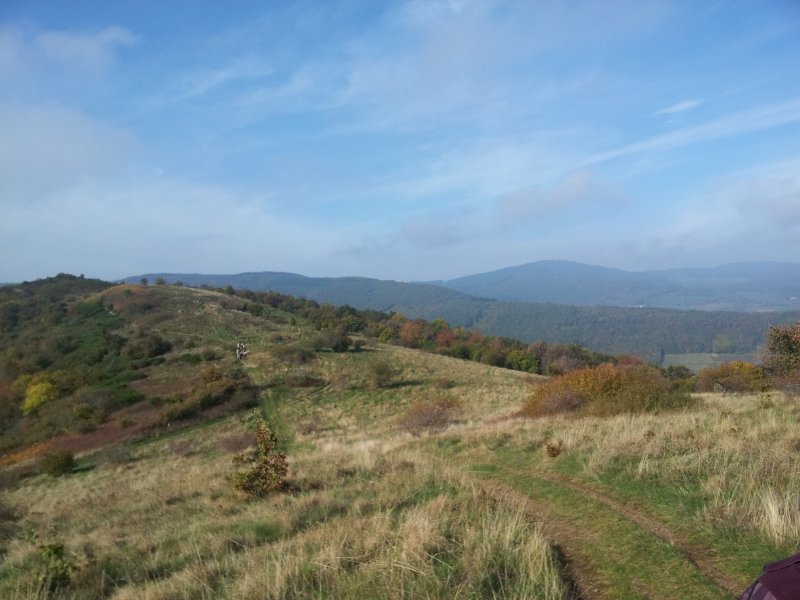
<box><xmin>3</xmin><ymin>1</ymin><xmax>799</xmax><ymax>282</ymax></box>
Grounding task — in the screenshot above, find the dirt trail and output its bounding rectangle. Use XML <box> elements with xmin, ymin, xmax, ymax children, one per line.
<box><xmin>474</xmin><ymin>465</ymin><xmax>738</xmax><ymax>600</ymax></box>
<box><xmin>541</xmin><ymin>471</ymin><xmax>743</xmax><ymax>597</ymax></box>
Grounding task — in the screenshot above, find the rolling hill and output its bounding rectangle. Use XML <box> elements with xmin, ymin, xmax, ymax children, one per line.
<box><xmin>438</xmin><ymin>260</ymin><xmax>800</xmax><ymax>312</ymax></box>
<box><xmin>125</xmin><ymin>270</ymin><xmax>800</xmax><ymax>363</ymax></box>
<box><xmin>1</xmin><ymin>276</ymin><xmax>798</xmax><ymax>598</ymax></box>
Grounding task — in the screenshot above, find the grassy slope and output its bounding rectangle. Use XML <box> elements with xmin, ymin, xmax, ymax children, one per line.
<box><xmin>124</xmin><ymin>271</ymin><xmax>800</xmax><ymax>363</ymax></box>
<box><xmin>1</xmin><ymin>285</ymin><xmax>798</xmax><ymax>599</ymax></box>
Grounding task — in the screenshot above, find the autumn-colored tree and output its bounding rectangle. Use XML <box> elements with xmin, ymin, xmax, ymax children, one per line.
<box><xmin>399</xmin><ymin>321</ymin><xmax>425</xmax><ymax>348</ymax></box>
<box><xmin>22</xmin><ymin>381</ymin><xmax>59</xmax><ymax>415</ymax></box>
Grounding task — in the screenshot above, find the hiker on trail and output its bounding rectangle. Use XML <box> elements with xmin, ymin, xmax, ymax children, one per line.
<box><xmin>739</xmin><ymin>552</ymin><xmax>800</xmax><ymax>599</ymax></box>
<box><xmin>236</xmin><ymin>342</ymin><xmax>248</xmax><ymax>360</ymax></box>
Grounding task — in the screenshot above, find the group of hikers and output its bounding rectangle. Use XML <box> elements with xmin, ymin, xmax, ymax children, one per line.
<box><xmin>235</xmin><ymin>341</ymin><xmax>248</xmax><ymax>360</ymax></box>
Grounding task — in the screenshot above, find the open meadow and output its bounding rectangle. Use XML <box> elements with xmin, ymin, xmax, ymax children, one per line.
<box><xmin>1</xmin><ymin>283</ymin><xmax>799</xmax><ymax>599</ymax></box>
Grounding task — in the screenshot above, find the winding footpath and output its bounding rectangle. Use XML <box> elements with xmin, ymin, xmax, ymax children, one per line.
<box><xmin>464</xmin><ymin>454</ymin><xmax>743</xmax><ymax>599</ymax></box>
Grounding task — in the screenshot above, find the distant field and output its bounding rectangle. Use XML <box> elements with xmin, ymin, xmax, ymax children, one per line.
<box><xmin>663</xmin><ymin>352</ymin><xmax>758</xmax><ymax>371</ymax></box>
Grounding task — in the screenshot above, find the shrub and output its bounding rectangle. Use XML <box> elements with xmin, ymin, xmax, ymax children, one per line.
<box><xmin>178</xmin><ymin>352</ymin><xmax>202</xmax><ymax>364</ymax></box>
<box><xmin>162</xmin><ymin>367</ymin><xmax>256</xmax><ymax>423</ymax></box>
<box><xmin>200</xmin><ymin>347</ymin><xmax>223</xmax><ymax>361</ymax></box>
<box><xmin>231</xmin><ymin>420</ymin><xmax>288</xmax><ymax>497</ymax></box>
<box><xmin>310</xmin><ymin>330</ymin><xmax>351</xmax><ymax>352</ymax></box>
<box><xmin>520</xmin><ymin>364</ymin><xmax>694</xmax><ymax>418</ymax></box>
<box><xmin>369</xmin><ymin>358</ymin><xmax>398</xmax><ymax>388</ymax></box>
<box><xmin>22</xmin><ymin>381</ymin><xmax>59</xmax><ymax>416</ymax></box>
<box><xmin>400</xmin><ymin>398</ymin><xmax>462</xmax><ymax>435</ymax></box>
<box><xmin>39</xmin><ymin>450</ymin><xmax>76</xmax><ymax>477</ymax></box>
<box><xmin>695</xmin><ymin>361</ymin><xmax>769</xmax><ymax>393</ymax></box>
<box><xmin>270</xmin><ymin>344</ymin><xmax>315</xmax><ymax>365</ymax></box>
<box><xmin>124</xmin><ymin>332</ymin><xmax>172</xmax><ymax>359</ymax></box>
<box><xmin>545</xmin><ymin>439</ymin><xmax>565</xmax><ymax>458</ymax></box>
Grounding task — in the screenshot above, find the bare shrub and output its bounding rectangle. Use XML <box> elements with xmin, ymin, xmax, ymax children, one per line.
<box><xmin>400</xmin><ymin>398</ymin><xmax>462</xmax><ymax>436</ymax></box>
<box><xmin>369</xmin><ymin>358</ymin><xmax>398</xmax><ymax>388</ymax></box>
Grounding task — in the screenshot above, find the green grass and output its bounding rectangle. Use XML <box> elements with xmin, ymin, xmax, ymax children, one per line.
<box><xmin>2</xmin><ymin>282</ymin><xmax>797</xmax><ymax>599</ymax></box>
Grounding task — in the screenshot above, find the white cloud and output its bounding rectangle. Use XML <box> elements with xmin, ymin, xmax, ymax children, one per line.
<box><xmin>33</xmin><ymin>26</ymin><xmax>138</xmax><ymax>71</ymax></box>
<box><xmin>0</xmin><ymin>104</ymin><xmax>137</xmax><ymax>205</ymax></box>
<box><xmin>0</xmin><ymin>180</ymin><xmax>340</xmax><ymax>281</ymax></box>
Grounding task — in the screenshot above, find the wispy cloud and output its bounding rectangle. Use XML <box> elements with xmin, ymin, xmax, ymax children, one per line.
<box><xmin>176</xmin><ymin>59</ymin><xmax>273</xmax><ymax>100</ymax></box>
<box><xmin>655</xmin><ymin>98</ymin><xmax>702</xmax><ymax>115</ymax></box>
<box><xmin>589</xmin><ymin>99</ymin><xmax>800</xmax><ymax>167</ymax></box>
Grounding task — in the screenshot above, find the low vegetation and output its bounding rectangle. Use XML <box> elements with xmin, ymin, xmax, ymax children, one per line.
<box><xmin>1</xmin><ymin>277</ymin><xmax>799</xmax><ymax>598</ymax></box>
<box><xmin>520</xmin><ymin>363</ymin><xmax>695</xmax><ymax>418</ymax></box>
<box><xmin>231</xmin><ymin>416</ymin><xmax>289</xmax><ymax>497</ymax></box>
<box><xmin>695</xmin><ymin>361</ymin><xmax>768</xmax><ymax>393</ymax></box>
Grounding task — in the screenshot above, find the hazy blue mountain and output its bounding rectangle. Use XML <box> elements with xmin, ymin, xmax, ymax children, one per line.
<box><xmin>125</xmin><ymin>269</ymin><xmax>800</xmax><ymax>363</ymax></box>
<box><xmin>439</xmin><ymin>260</ymin><xmax>800</xmax><ymax>312</ymax></box>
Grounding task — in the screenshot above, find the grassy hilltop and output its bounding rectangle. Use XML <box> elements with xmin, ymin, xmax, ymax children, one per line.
<box><xmin>0</xmin><ymin>278</ymin><xmax>798</xmax><ymax>599</ymax></box>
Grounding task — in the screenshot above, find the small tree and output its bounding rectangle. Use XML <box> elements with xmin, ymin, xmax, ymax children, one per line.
<box><xmin>232</xmin><ymin>419</ymin><xmax>288</xmax><ymax>497</ymax></box>
<box><xmin>762</xmin><ymin>321</ymin><xmax>800</xmax><ymax>394</ymax></box>
<box><xmin>155</xmin><ymin>277</ymin><xmax>166</xmax><ymax>286</ymax></box>
<box><xmin>762</xmin><ymin>321</ymin><xmax>800</xmax><ymax>377</ymax></box>
<box><xmin>140</xmin><ymin>277</ymin><xmax>148</xmax><ymax>286</ymax></box>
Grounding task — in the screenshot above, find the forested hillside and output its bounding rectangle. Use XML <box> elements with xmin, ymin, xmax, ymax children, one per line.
<box><xmin>126</xmin><ymin>271</ymin><xmax>800</xmax><ymax>363</ymax></box>
<box><xmin>439</xmin><ymin>260</ymin><xmax>800</xmax><ymax>312</ymax></box>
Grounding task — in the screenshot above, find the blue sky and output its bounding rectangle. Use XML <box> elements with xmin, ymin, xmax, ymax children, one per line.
<box><xmin>2</xmin><ymin>0</ymin><xmax>799</xmax><ymax>282</ymax></box>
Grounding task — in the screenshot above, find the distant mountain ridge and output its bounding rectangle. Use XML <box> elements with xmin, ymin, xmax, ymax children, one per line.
<box><xmin>124</xmin><ymin>266</ymin><xmax>800</xmax><ymax>363</ymax></box>
<box><xmin>439</xmin><ymin>260</ymin><xmax>800</xmax><ymax>312</ymax></box>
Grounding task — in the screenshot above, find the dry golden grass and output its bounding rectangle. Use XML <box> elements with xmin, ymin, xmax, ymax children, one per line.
<box><xmin>4</xmin><ymin>303</ymin><xmax>798</xmax><ymax>599</ymax></box>
<box><xmin>461</xmin><ymin>391</ymin><xmax>800</xmax><ymax>547</ymax></box>
<box><xmin>0</xmin><ymin>350</ymin><xmax>565</xmax><ymax>600</ymax></box>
